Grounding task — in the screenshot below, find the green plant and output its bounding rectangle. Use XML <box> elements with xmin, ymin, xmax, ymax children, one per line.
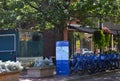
<box><xmin>113</xmin><ymin>36</ymin><xmax>118</xmax><ymax>45</ymax></box>
<box><xmin>104</xmin><ymin>34</ymin><xmax>110</xmax><ymax>47</ymax></box>
<box><xmin>102</xmin><ymin>27</ymin><xmax>111</xmax><ymax>47</ymax></box>
<box><xmin>28</xmin><ymin>61</ymin><xmax>35</xmax><ymax>67</ymax></box>
<box><xmin>93</xmin><ymin>27</ymin><xmax>111</xmax><ymax>50</ymax></box>
<box><xmin>93</xmin><ymin>30</ymin><xmax>105</xmax><ymax>49</ymax></box>
<box><xmin>107</xmin><ymin>50</ymin><xmax>119</xmax><ymax>54</ymax></box>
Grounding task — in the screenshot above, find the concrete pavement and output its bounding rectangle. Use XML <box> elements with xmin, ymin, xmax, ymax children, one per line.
<box><xmin>19</xmin><ymin>69</ymin><xmax>120</xmax><ymax>81</ymax></box>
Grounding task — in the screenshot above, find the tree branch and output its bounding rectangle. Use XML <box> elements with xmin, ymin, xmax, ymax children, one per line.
<box><xmin>25</xmin><ymin>2</ymin><xmax>39</xmax><ymax>10</ymax></box>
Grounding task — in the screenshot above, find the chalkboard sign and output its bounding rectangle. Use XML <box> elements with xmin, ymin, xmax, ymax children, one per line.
<box><xmin>0</xmin><ymin>34</ymin><xmax>16</xmax><ymax>52</ymax></box>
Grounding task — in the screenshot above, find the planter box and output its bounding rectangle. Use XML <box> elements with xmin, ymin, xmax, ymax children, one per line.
<box><xmin>27</xmin><ymin>66</ymin><xmax>55</xmax><ymax>78</ymax></box>
<box><xmin>0</xmin><ymin>71</ymin><xmax>20</xmax><ymax>81</ymax></box>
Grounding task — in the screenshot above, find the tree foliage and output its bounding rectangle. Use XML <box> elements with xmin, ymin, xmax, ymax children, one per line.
<box><xmin>70</xmin><ymin>0</ymin><xmax>120</xmax><ymax>27</ymax></box>
<box><xmin>0</xmin><ymin>0</ymin><xmax>120</xmax><ymax>31</ymax></box>
<box><xmin>93</xmin><ymin>28</ymin><xmax>111</xmax><ymax>49</ymax></box>
<box><xmin>0</xmin><ymin>0</ymin><xmax>72</xmax><ymax>31</ymax></box>
<box><xmin>93</xmin><ymin>30</ymin><xmax>105</xmax><ymax>49</ymax></box>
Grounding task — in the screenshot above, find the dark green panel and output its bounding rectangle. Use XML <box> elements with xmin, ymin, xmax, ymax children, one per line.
<box><xmin>0</xmin><ymin>29</ymin><xmax>19</xmax><ymax>61</ymax></box>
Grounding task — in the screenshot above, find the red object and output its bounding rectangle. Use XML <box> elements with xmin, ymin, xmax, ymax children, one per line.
<box><xmin>102</xmin><ymin>27</ymin><xmax>111</xmax><ymax>34</ymax></box>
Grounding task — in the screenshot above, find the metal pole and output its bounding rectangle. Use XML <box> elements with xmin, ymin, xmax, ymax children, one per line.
<box><xmin>99</xmin><ymin>17</ymin><xmax>102</xmax><ymax>54</ymax></box>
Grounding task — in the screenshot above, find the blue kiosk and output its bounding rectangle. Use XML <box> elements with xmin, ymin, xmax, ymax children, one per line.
<box><xmin>56</xmin><ymin>41</ymin><xmax>70</xmax><ymax>75</ymax></box>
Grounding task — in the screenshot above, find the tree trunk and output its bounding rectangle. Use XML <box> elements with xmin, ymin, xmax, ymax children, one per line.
<box><xmin>63</xmin><ymin>26</ymin><xmax>68</xmax><ymax>41</ymax></box>
<box><xmin>68</xmin><ymin>32</ymin><xmax>74</xmax><ymax>56</ymax></box>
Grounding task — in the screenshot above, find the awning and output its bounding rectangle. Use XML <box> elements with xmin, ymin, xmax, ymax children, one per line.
<box><xmin>68</xmin><ymin>24</ymin><xmax>119</xmax><ymax>35</ymax></box>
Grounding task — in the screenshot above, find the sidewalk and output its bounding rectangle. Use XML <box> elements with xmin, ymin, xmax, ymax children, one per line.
<box><xmin>19</xmin><ymin>69</ymin><xmax>120</xmax><ymax>81</ymax></box>
<box><xmin>19</xmin><ymin>70</ymin><xmax>81</xmax><ymax>81</ymax></box>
